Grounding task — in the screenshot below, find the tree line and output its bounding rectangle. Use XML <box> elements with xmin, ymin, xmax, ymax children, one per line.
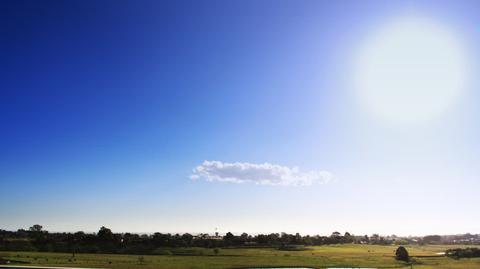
<box><xmin>0</xmin><ymin>225</ymin><xmax>478</xmax><ymax>255</ymax></box>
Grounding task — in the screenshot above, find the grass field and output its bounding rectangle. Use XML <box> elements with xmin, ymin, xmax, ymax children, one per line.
<box><xmin>2</xmin><ymin>244</ymin><xmax>480</xmax><ymax>269</ymax></box>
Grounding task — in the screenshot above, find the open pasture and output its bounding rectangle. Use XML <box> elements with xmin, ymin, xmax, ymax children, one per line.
<box><xmin>2</xmin><ymin>244</ymin><xmax>480</xmax><ymax>269</ymax></box>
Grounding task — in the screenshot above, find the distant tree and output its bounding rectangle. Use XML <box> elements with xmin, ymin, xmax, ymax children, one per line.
<box><xmin>224</xmin><ymin>232</ymin><xmax>234</xmax><ymax>240</ymax></box>
<box><xmin>97</xmin><ymin>226</ymin><xmax>113</xmax><ymax>241</ymax></box>
<box><xmin>223</xmin><ymin>232</ymin><xmax>235</xmax><ymax>246</ymax></box>
<box><xmin>96</xmin><ymin>226</ymin><xmax>116</xmax><ymax>252</ymax></box>
<box><xmin>423</xmin><ymin>235</ymin><xmax>442</xmax><ymax>244</ymax></box>
<box><xmin>331</xmin><ymin>231</ymin><xmax>341</xmax><ymax>237</ymax></box>
<box><xmin>181</xmin><ymin>233</ymin><xmax>193</xmax><ymax>246</ymax></box>
<box><xmin>328</xmin><ymin>231</ymin><xmax>342</xmax><ymax>244</ymax></box>
<box><xmin>362</xmin><ymin>235</ymin><xmax>369</xmax><ymax>243</ymax></box>
<box><xmin>29</xmin><ymin>224</ymin><xmax>43</xmax><ymax>232</ymax></box>
<box><xmin>343</xmin><ymin>232</ymin><xmax>354</xmax><ymax>243</ymax></box>
<box><xmin>395</xmin><ymin>246</ymin><xmax>410</xmax><ymax>262</ymax></box>
<box><xmin>28</xmin><ymin>224</ymin><xmax>46</xmax><ymax>246</ymax></box>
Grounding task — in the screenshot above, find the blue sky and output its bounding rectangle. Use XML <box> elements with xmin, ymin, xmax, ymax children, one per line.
<box><xmin>1</xmin><ymin>0</ymin><xmax>480</xmax><ymax>236</ymax></box>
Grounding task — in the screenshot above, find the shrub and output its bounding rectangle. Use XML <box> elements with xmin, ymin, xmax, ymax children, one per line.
<box><xmin>395</xmin><ymin>246</ymin><xmax>409</xmax><ymax>262</ymax></box>
<box><xmin>446</xmin><ymin>248</ymin><xmax>480</xmax><ymax>259</ymax></box>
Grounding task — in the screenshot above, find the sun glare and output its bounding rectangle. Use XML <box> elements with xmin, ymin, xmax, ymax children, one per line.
<box><xmin>354</xmin><ymin>17</ymin><xmax>468</xmax><ymax>124</ymax></box>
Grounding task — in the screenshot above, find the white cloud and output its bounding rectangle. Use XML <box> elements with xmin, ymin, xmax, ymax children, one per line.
<box><xmin>190</xmin><ymin>160</ymin><xmax>333</xmax><ymax>186</ymax></box>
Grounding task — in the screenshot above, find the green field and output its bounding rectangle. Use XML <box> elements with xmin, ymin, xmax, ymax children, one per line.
<box><xmin>2</xmin><ymin>244</ymin><xmax>480</xmax><ymax>269</ymax></box>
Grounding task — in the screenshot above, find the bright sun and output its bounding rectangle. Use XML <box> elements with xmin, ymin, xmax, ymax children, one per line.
<box><xmin>354</xmin><ymin>17</ymin><xmax>468</xmax><ymax>124</ymax></box>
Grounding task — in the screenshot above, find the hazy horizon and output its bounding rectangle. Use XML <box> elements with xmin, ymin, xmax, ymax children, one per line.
<box><xmin>2</xmin><ymin>0</ymin><xmax>480</xmax><ymax>237</ymax></box>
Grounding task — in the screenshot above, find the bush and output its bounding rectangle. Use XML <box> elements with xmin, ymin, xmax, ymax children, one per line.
<box><xmin>446</xmin><ymin>248</ymin><xmax>480</xmax><ymax>259</ymax></box>
<box><xmin>395</xmin><ymin>246</ymin><xmax>409</xmax><ymax>262</ymax></box>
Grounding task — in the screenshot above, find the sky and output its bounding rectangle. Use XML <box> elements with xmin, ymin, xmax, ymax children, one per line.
<box><xmin>1</xmin><ymin>0</ymin><xmax>480</xmax><ymax>236</ymax></box>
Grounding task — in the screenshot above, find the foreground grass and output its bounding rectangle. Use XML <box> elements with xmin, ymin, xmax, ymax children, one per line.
<box><xmin>1</xmin><ymin>244</ymin><xmax>480</xmax><ymax>269</ymax></box>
